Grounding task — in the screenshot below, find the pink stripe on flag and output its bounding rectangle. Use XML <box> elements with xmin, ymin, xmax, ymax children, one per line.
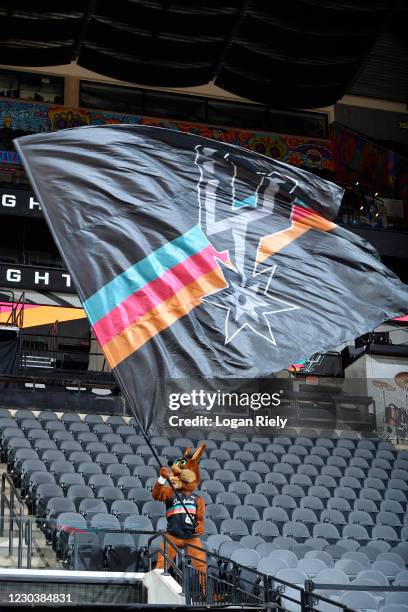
<box><xmin>291</xmin><ymin>205</ymin><xmax>321</xmax><ymax>223</ymax></box>
<box><xmin>93</xmin><ymin>244</ymin><xmax>228</xmax><ymax>346</ymax></box>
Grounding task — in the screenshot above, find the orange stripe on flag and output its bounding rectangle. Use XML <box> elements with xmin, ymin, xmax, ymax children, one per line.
<box><xmin>102</xmin><ymin>268</ymin><xmax>227</xmax><ymax>368</ymax></box>
<box><xmin>256</xmin><ymin>209</ymin><xmax>336</xmax><ymax>264</ymax></box>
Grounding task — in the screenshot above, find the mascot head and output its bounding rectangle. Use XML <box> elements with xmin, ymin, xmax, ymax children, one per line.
<box><xmin>168</xmin><ymin>444</ymin><xmax>206</xmax><ymax>494</ymax></box>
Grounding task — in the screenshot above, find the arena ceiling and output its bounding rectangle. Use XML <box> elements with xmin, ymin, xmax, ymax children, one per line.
<box><xmin>0</xmin><ymin>0</ymin><xmax>407</xmax><ymax>109</ymax></box>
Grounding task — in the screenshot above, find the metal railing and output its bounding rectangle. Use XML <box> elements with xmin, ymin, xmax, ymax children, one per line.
<box><xmin>1</xmin><ymin>516</ymin><xmax>408</xmax><ymax>609</ymax></box>
<box><xmin>0</xmin><ymin>472</ymin><xmax>26</xmax><ymax>567</ymax></box>
<box><xmin>0</xmin><ymin>290</ymin><xmax>25</xmax><ymax>328</ymax></box>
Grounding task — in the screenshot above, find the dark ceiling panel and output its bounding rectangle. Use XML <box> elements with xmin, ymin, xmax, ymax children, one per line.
<box><xmin>0</xmin><ymin>0</ymin><xmax>405</xmax><ymax>108</ymax></box>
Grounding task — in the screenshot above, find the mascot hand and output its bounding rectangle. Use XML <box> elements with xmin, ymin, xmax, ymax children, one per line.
<box><xmin>160</xmin><ymin>467</ymin><xmax>169</xmax><ymax>479</ymax></box>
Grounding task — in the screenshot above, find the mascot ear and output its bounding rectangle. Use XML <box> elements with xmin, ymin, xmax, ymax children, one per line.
<box><xmin>184</xmin><ymin>447</ymin><xmax>192</xmax><ymax>459</ymax></box>
<box><xmin>191</xmin><ymin>444</ymin><xmax>206</xmax><ymax>463</ymax></box>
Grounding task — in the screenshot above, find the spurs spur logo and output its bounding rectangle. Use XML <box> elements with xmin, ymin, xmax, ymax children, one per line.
<box><xmin>193</xmin><ymin>145</ymin><xmax>301</xmax><ymax>346</ymax></box>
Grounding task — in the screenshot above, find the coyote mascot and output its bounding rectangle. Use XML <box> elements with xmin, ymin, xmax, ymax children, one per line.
<box><xmin>152</xmin><ymin>444</ymin><xmax>206</xmax><ymax>574</ymax></box>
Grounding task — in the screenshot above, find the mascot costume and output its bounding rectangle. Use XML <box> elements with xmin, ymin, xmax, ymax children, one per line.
<box><xmin>152</xmin><ymin>444</ymin><xmax>206</xmax><ymax>574</ymax></box>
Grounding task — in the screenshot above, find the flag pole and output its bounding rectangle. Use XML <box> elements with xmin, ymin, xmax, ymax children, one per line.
<box><xmin>122</xmin><ymin>390</ymin><xmax>198</xmax><ymax>530</ymax></box>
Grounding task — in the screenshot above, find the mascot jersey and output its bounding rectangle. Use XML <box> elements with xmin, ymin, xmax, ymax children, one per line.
<box><xmin>165</xmin><ymin>492</ymin><xmax>199</xmax><ymax>539</ymax></box>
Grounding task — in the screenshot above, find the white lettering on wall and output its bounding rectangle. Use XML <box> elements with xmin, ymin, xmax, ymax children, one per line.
<box><xmin>61</xmin><ymin>273</ymin><xmax>71</xmax><ymax>288</ymax></box>
<box><xmin>6</xmin><ymin>269</ymin><xmax>21</xmax><ymax>282</ymax></box>
<box><xmin>29</xmin><ymin>197</ymin><xmax>41</xmax><ymax>210</ymax></box>
<box><xmin>34</xmin><ymin>271</ymin><xmax>50</xmax><ymax>285</ymax></box>
<box><xmin>2</xmin><ymin>194</ymin><xmax>16</xmax><ymax>207</ymax></box>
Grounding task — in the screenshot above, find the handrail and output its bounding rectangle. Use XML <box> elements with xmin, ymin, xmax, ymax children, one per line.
<box><xmin>0</xmin><ymin>471</ymin><xmax>25</xmax><ymax>568</ymax></box>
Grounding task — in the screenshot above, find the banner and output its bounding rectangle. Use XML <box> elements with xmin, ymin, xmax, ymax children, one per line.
<box><xmin>0</xmin><ymin>186</ymin><xmax>42</xmax><ymax>218</ymax></box>
<box><xmin>15</xmin><ymin>126</ymin><xmax>408</xmax><ymax>431</ymax></box>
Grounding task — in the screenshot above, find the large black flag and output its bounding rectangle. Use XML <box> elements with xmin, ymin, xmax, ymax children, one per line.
<box><xmin>15</xmin><ymin>126</ymin><xmax>408</xmax><ymax>430</ymax></box>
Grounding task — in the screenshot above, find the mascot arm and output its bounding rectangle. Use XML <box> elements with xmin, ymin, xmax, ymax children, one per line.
<box><xmin>195</xmin><ymin>496</ymin><xmax>205</xmax><ymax>535</ymax></box>
<box><xmin>152</xmin><ymin>467</ymin><xmax>174</xmax><ymax>502</ymax></box>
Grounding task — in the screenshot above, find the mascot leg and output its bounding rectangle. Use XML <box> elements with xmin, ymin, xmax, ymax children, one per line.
<box><xmin>156</xmin><ymin>533</ymin><xmax>183</xmax><ymax>569</ymax></box>
<box><xmin>185</xmin><ymin>537</ymin><xmax>206</xmax><ymax>573</ymax></box>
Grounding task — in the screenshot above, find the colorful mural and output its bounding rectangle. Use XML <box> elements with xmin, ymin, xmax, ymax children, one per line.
<box><xmin>0</xmin><ymin>99</ymin><xmax>334</xmax><ymax>171</ymax></box>
<box><xmin>332</xmin><ymin>124</ymin><xmax>408</xmax><ymax>206</ymax></box>
<box><xmin>0</xmin><ymin>301</ymin><xmax>86</xmax><ymax>328</ymax></box>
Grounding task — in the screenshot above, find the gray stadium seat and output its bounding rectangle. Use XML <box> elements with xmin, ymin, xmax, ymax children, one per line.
<box><xmin>111</xmin><ymin>500</ymin><xmax>139</xmax><ymax>523</ymax></box>
<box><xmin>59</xmin><ymin>440</ymin><xmax>83</xmax><ymax>457</ymax></box>
<box><xmin>309</xmin><ymin>485</ymin><xmax>330</xmax><ymax>500</ymax></box>
<box><xmin>293</xmin><ymin>508</ymin><xmax>318</xmax><ymax>525</ymax></box>
<box><xmin>202</xmin><ymin>480</ymin><xmax>225</xmax><ymax>495</ymax></box>
<box><xmin>305</xmin><ymin>550</ymin><xmax>334</xmax><ymax>567</ymax></box>
<box><xmin>320</xmin><ymin>509</ymin><xmax>346</xmax><ymax>526</ymax></box>
<box><xmin>300</xmin><ymin>496</ymin><xmax>325</xmax><ymax>511</ymax></box>
<box><xmin>66</xmin><ymin>484</ymin><xmax>94</xmax><ymax>508</ymax></box>
<box><xmin>377</xmin><ymin>511</ymin><xmax>402</xmax><ymax>527</ymax></box>
<box><xmin>313</xmin><ymin>523</ymin><xmax>340</xmax><ymax>542</ymax></box>
<box><xmin>263</xmin><ymin>506</ymin><xmax>290</xmax><ymax>527</ymax></box>
<box><xmin>254</xmin><ymin>483</ymin><xmax>279</xmax><ymax>501</ymax></box>
<box><xmin>334</xmin><ymin>486</ymin><xmax>357</xmax><ymax>501</ymax></box>
<box><xmin>90</xmin><ymin>512</ymin><xmax>121</xmax><ymax>533</ymax></box>
<box><xmin>117</xmin><ymin>475</ymin><xmax>143</xmax><ymax>496</ymax></box>
<box><xmin>257</xmin><ymin>557</ymin><xmax>288</xmax><ymax>575</ymax></box>
<box><xmin>244</xmin><ymin>493</ymin><xmax>269</xmax><ymax>510</ymax></box>
<box><xmin>105</xmin><ymin>464</ymin><xmax>131</xmax><ymax>482</ymax></box>
<box><xmin>239</xmin><ymin>535</ymin><xmax>265</xmax><ymax>549</ymax></box>
<box><xmin>334</xmin><ymin>558</ymin><xmax>365</xmax><ymax>577</ymax></box>
<box><xmin>349</xmin><ymin>510</ymin><xmax>374</xmax><ymax>526</ymax></box>
<box><xmin>394</xmin><ymin>569</ymin><xmax>408</xmax><ymax>585</ymax></box>
<box><xmin>78</xmin><ymin>499</ymin><xmax>108</xmax><ymax>521</ymax></box>
<box><xmin>356</xmin><ymin>568</ymin><xmax>389</xmax><ymax>586</ymax></box>
<box><xmin>282</xmin><ymin>484</ymin><xmax>304</xmax><ymax>501</ymax></box>
<box><xmin>311</xmin><ymin>447</ymin><xmax>330</xmax><ymax>459</ymax></box>
<box><xmin>220</xmin><ymin>519</ymin><xmax>249</xmax><ymax>538</ymax></box>
<box><xmin>88</xmin><ymin>474</ymin><xmax>114</xmax><ymax>494</ymax></box>
<box><xmin>78</xmin><ymin>463</ymin><xmax>103</xmax><ymax>482</ymax></box>
<box><xmin>297</xmin><ymin>558</ymin><xmax>326</xmax><ymax>578</ymax></box>
<box><xmin>343</xmin><ymin>524</ymin><xmax>370</xmax><ymax>542</ymax></box>
<box><xmin>219</xmin><ymin>541</ymin><xmax>244</xmax><ymax>558</ymax></box>
<box><xmin>283</xmin><ymin>521</ymin><xmax>310</xmax><ymax>540</ymax></box>
<box><xmin>377</xmin><ymin>552</ymin><xmax>405</xmax><ymax>568</ymax></box>
<box><xmin>340</xmin><ymin>591</ymin><xmax>379</xmax><ymax>611</ymax></box>
<box><xmin>371</xmin><ymin>559</ymin><xmax>401</xmax><ymax>578</ymax></box>
<box><xmin>252</xmin><ymin>520</ymin><xmax>279</xmax><ymax>540</ymax></box>
<box><xmin>290</xmin><ymin>473</ymin><xmax>313</xmax><ymax>488</ymax></box>
<box><xmin>265</xmin><ymin>472</ymin><xmax>288</xmax><ymax>488</ymax></box>
<box><xmin>230</xmin><ymin>547</ymin><xmax>260</xmax><ymax>568</ymax></box>
<box><xmin>337</xmin><ymin>538</ymin><xmax>360</xmax><ymax>552</ymax></box>
<box><xmin>297</xmin><ymin>464</ymin><xmax>318</xmax><ymax>477</ymax></box>
<box><xmin>97</xmin><ymin>486</ymin><xmax>125</xmax><ymax>510</ymax></box>
<box><xmin>269</xmin><ymin>549</ymin><xmax>298</xmax><ymax>568</ymax></box>
<box><xmin>248</xmin><ymin>461</ymin><xmax>269</xmax><ymax>474</ymax></box>
<box><xmin>316</xmin><ymin>475</ymin><xmax>337</xmax><ymax>490</ymax></box>
<box><xmin>233</xmin><ymin>505</ymin><xmax>260</xmax><ymax>526</ymax></box>
<box><xmin>59</xmin><ymin>473</ymin><xmax>86</xmax><ymax>491</ymax></box>
<box><xmin>275</xmin><ymin>568</ymin><xmax>308</xmax><ymax>611</ymax></box>
<box><xmin>206</xmin><ymin>534</ymin><xmax>231</xmax><ymax>553</ymax></box>
<box><xmin>272</xmin><ymin>494</ymin><xmax>297</xmax><ymax>510</ymax></box>
<box><xmin>207</xmin><ymin>503</ymin><xmax>230</xmax><ymax>523</ymax></box>
<box><xmin>315</xmin><ymin>567</ymin><xmax>350</xmax><ymax>594</ymax></box>
<box><xmin>323</xmin><ymin>544</ymin><xmax>348</xmax><ymax>561</ymax></box>
<box><xmin>360</xmin><ymin>487</ymin><xmax>382</xmax><ymax>502</ymax></box>
<box><xmin>122</xmin><ymin>454</ymin><xmax>145</xmax><ymax>469</ymax></box>
<box><xmin>257</xmin><ymin>452</ymin><xmax>278</xmax><ymax>467</ymax></box>
<box><xmin>68</xmin><ymin>451</ymin><xmax>91</xmax><ymax>469</ymax></box>
<box><xmin>239</xmin><ymin>471</ymin><xmax>262</xmax><ymax>487</ymax></box>
<box><xmin>228</xmin><ymin>481</ymin><xmax>252</xmax><ymax>498</ymax></box>
<box><xmin>372</xmin><ymin>525</ymin><xmax>399</xmax><ymax>542</ymax></box>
